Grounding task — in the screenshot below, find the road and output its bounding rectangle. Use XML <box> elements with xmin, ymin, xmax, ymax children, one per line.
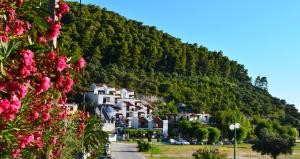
<box><xmin>111</xmin><ymin>142</ymin><xmax>146</xmax><ymax>159</ymax></box>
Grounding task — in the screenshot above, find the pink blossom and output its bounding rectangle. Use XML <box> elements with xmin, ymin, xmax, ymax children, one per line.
<box><xmin>21</xmin><ymin>50</ymin><xmax>35</xmax><ymax>67</ymax></box>
<box><xmin>56</xmin><ymin>13</ymin><xmax>62</xmax><ymax>19</ymax></box>
<box><xmin>11</xmin><ymin>149</ymin><xmax>20</xmax><ymax>158</ymax></box>
<box><xmin>59</xmin><ymin>2</ymin><xmax>70</xmax><ymax>14</ymax></box>
<box><xmin>0</xmin><ymin>34</ymin><xmax>8</xmax><ymax>43</ymax></box>
<box><xmin>36</xmin><ymin>140</ymin><xmax>43</xmax><ymax>149</ymax></box>
<box><xmin>51</xmin><ymin>136</ymin><xmax>57</xmax><ymax>145</ymax></box>
<box><xmin>0</xmin><ymin>99</ymin><xmax>10</xmax><ymax>114</ymax></box>
<box><xmin>15</xmin><ymin>26</ymin><xmax>25</xmax><ymax>36</ymax></box>
<box><xmin>47</xmin><ymin>16</ymin><xmax>53</xmax><ymax>22</ymax></box>
<box><xmin>64</xmin><ymin>77</ymin><xmax>74</xmax><ymax>93</ymax></box>
<box><xmin>34</xmin><ymin>128</ymin><xmax>43</xmax><ymax>138</ymax></box>
<box><xmin>4</xmin><ymin>25</ymin><xmax>10</xmax><ymax>32</ymax></box>
<box><xmin>48</xmin><ymin>30</ymin><xmax>60</xmax><ymax>40</ymax></box>
<box><xmin>51</xmin><ymin>23</ymin><xmax>61</xmax><ymax>32</ymax></box>
<box><xmin>10</xmin><ymin>95</ymin><xmax>21</xmax><ymax>113</ymax></box>
<box><xmin>37</xmin><ymin>36</ymin><xmax>47</xmax><ymax>44</ymax></box>
<box><xmin>36</xmin><ymin>77</ymin><xmax>51</xmax><ymax>94</ymax></box>
<box><xmin>48</xmin><ymin>22</ymin><xmax>62</xmax><ymax>40</ymax></box>
<box><xmin>57</xmin><ymin>57</ymin><xmax>68</xmax><ymax>72</ymax></box>
<box><xmin>48</xmin><ymin>51</ymin><xmax>57</xmax><ymax>60</ymax></box>
<box><xmin>7</xmin><ymin>9</ymin><xmax>16</xmax><ymax>23</ymax></box>
<box><xmin>33</xmin><ymin>112</ymin><xmax>39</xmax><ymax>120</ymax></box>
<box><xmin>19</xmin><ymin>84</ymin><xmax>28</xmax><ymax>98</ymax></box>
<box><xmin>77</xmin><ymin>57</ymin><xmax>86</xmax><ymax>69</ymax></box>
<box><xmin>20</xmin><ymin>66</ymin><xmax>32</xmax><ymax>78</ymax></box>
<box><xmin>59</xmin><ymin>111</ymin><xmax>67</xmax><ymax>120</ymax></box>
<box><xmin>3</xmin><ymin>113</ymin><xmax>15</xmax><ymax>121</ymax></box>
<box><xmin>17</xmin><ymin>0</ymin><xmax>24</xmax><ymax>7</ymax></box>
<box><xmin>42</xmin><ymin>112</ymin><xmax>50</xmax><ymax>121</ymax></box>
<box><xmin>20</xmin><ymin>135</ymin><xmax>34</xmax><ymax>148</ymax></box>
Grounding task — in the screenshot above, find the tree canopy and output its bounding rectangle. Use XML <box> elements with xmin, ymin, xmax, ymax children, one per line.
<box><xmin>61</xmin><ymin>2</ymin><xmax>299</xmax><ymax>128</ymax></box>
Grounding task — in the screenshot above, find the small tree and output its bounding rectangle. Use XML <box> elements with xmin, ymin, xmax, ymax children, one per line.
<box><xmin>252</xmin><ymin>121</ymin><xmax>298</xmax><ymax>159</ymax></box>
<box><xmin>207</xmin><ymin>127</ymin><xmax>221</xmax><ymax>144</ymax></box>
<box><xmin>228</xmin><ymin>127</ymin><xmax>247</xmax><ymax>142</ymax></box>
<box><xmin>195</xmin><ymin>128</ymin><xmax>209</xmax><ymax>142</ymax></box>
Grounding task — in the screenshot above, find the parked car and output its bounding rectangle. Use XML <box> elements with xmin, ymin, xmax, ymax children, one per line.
<box><xmin>188</xmin><ymin>139</ymin><xmax>200</xmax><ymax>145</ymax></box>
<box><xmin>99</xmin><ymin>156</ymin><xmax>113</xmax><ymax>159</ymax></box>
<box><xmin>169</xmin><ymin>138</ymin><xmax>176</xmax><ymax>144</ymax></box>
<box><xmin>174</xmin><ymin>139</ymin><xmax>190</xmax><ymax>145</ymax></box>
<box><xmin>223</xmin><ymin>140</ymin><xmax>232</xmax><ymax>145</ymax></box>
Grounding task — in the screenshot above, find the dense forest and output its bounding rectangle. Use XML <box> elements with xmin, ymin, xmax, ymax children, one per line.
<box><xmin>60</xmin><ymin>2</ymin><xmax>300</xmax><ymax>128</ymax></box>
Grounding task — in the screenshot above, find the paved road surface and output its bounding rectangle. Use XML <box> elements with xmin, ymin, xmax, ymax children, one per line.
<box><xmin>111</xmin><ymin>142</ymin><xmax>145</xmax><ymax>159</ymax></box>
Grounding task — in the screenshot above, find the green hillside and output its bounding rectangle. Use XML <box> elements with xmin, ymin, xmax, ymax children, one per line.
<box><xmin>60</xmin><ymin>2</ymin><xmax>299</xmax><ymax>127</ymax></box>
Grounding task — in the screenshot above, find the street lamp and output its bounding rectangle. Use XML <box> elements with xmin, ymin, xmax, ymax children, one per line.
<box><xmin>229</xmin><ymin>123</ymin><xmax>240</xmax><ymax>159</ymax></box>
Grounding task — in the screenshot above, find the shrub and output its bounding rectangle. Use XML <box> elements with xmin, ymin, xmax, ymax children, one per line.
<box><xmin>137</xmin><ymin>140</ymin><xmax>151</xmax><ymax>152</ymax></box>
<box><xmin>193</xmin><ymin>148</ymin><xmax>227</xmax><ymax>159</ymax></box>
<box><xmin>207</xmin><ymin>127</ymin><xmax>221</xmax><ymax>144</ymax></box>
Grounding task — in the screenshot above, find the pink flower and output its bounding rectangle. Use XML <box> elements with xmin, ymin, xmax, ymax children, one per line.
<box><xmin>51</xmin><ymin>136</ymin><xmax>57</xmax><ymax>145</ymax></box>
<box><xmin>48</xmin><ymin>30</ymin><xmax>60</xmax><ymax>40</ymax></box>
<box><xmin>0</xmin><ymin>99</ymin><xmax>10</xmax><ymax>114</ymax></box>
<box><xmin>36</xmin><ymin>140</ymin><xmax>43</xmax><ymax>149</ymax></box>
<box><xmin>56</xmin><ymin>13</ymin><xmax>62</xmax><ymax>19</ymax></box>
<box><xmin>57</xmin><ymin>57</ymin><xmax>69</xmax><ymax>72</ymax></box>
<box><xmin>15</xmin><ymin>26</ymin><xmax>25</xmax><ymax>36</ymax></box>
<box><xmin>36</xmin><ymin>77</ymin><xmax>51</xmax><ymax>94</ymax></box>
<box><xmin>51</xmin><ymin>22</ymin><xmax>61</xmax><ymax>32</ymax></box>
<box><xmin>47</xmin><ymin>16</ymin><xmax>53</xmax><ymax>22</ymax></box>
<box><xmin>0</xmin><ymin>34</ymin><xmax>8</xmax><ymax>43</ymax></box>
<box><xmin>3</xmin><ymin>113</ymin><xmax>15</xmax><ymax>121</ymax></box>
<box><xmin>37</xmin><ymin>36</ymin><xmax>47</xmax><ymax>44</ymax></box>
<box><xmin>19</xmin><ymin>84</ymin><xmax>28</xmax><ymax>98</ymax></box>
<box><xmin>47</xmin><ymin>23</ymin><xmax>62</xmax><ymax>40</ymax></box>
<box><xmin>33</xmin><ymin>112</ymin><xmax>39</xmax><ymax>120</ymax></box>
<box><xmin>11</xmin><ymin>149</ymin><xmax>21</xmax><ymax>158</ymax></box>
<box><xmin>17</xmin><ymin>0</ymin><xmax>24</xmax><ymax>7</ymax></box>
<box><xmin>34</xmin><ymin>128</ymin><xmax>43</xmax><ymax>138</ymax></box>
<box><xmin>42</xmin><ymin>112</ymin><xmax>50</xmax><ymax>121</ymax></box>
<box><xmin>4</xmin><ymin>25</ymin><xmax>10</xmax><ymax>32</ymax></box>
<box><xmin>20</xmin><ymin>135</ymin><xmax>34</xmax><ymax>148</ymax></box>
<box><xmin>64</xmin><ymin>77</ymin><xmax>74</xmax><ymax>93</ymax></box>
<box><xmin>19</xmin><ymin>66</ymin><xmax>32</xmax><ymax>78</ymax></box>
<box><xmin>77</xmin><ymin>57</ymin><xmax>86</xmax><ymax>69</ymax></box>
<box><xmin>7</xmin><ymin>9</ymin><xmax>16</xmax><ymax>23</ymax></box>
<box><xmin>59</xmin><ymin>2</ymin><xmax>70</xmax><ymax>14</ymax></box>
<box><xmin>10</xmin><ymin>95</ymin><xmax>21</xmax><ymax>113</ymax></box>
<box><xmin>21</xmin><ymin>50</ymin><xmax>34</xmax><ymax>67</ymax></box>
<box><xmin>48</xmin><ymin>51</ymin><xmax>57</xmax><ymax>60</ymax></box>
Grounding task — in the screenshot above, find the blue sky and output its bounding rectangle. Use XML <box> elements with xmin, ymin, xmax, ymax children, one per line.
<box><xmin>75</xmin><ymin>0</ymin><xmax>300</xmax><ymax>110</ymax></box>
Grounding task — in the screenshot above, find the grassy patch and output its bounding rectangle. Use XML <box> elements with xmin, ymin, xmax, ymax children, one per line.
<box><xmin>143</xmin><ymin>143</ymin><xmax>300</xmax><ymax>159</ymax></box>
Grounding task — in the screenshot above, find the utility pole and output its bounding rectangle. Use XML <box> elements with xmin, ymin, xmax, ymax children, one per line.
<box><xmin>230</xmin><ymin>118</ymin><xmax>240</xmax><ymax>159</ymax></box>
<box><xmin>234</xmin><ymin>118</ymin><xmax>237</xmax><ymax>159</ymax></box>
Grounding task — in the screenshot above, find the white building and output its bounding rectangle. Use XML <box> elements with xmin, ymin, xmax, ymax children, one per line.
<box><xmin>166</xmin><ymin>112</ymin><xmax>210</xmax><ymax>125</ymax></box>
<box><xmin>87</xmin><ymin>84</ymin><xmax>168</xmax><ymax>137</ymax></box>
